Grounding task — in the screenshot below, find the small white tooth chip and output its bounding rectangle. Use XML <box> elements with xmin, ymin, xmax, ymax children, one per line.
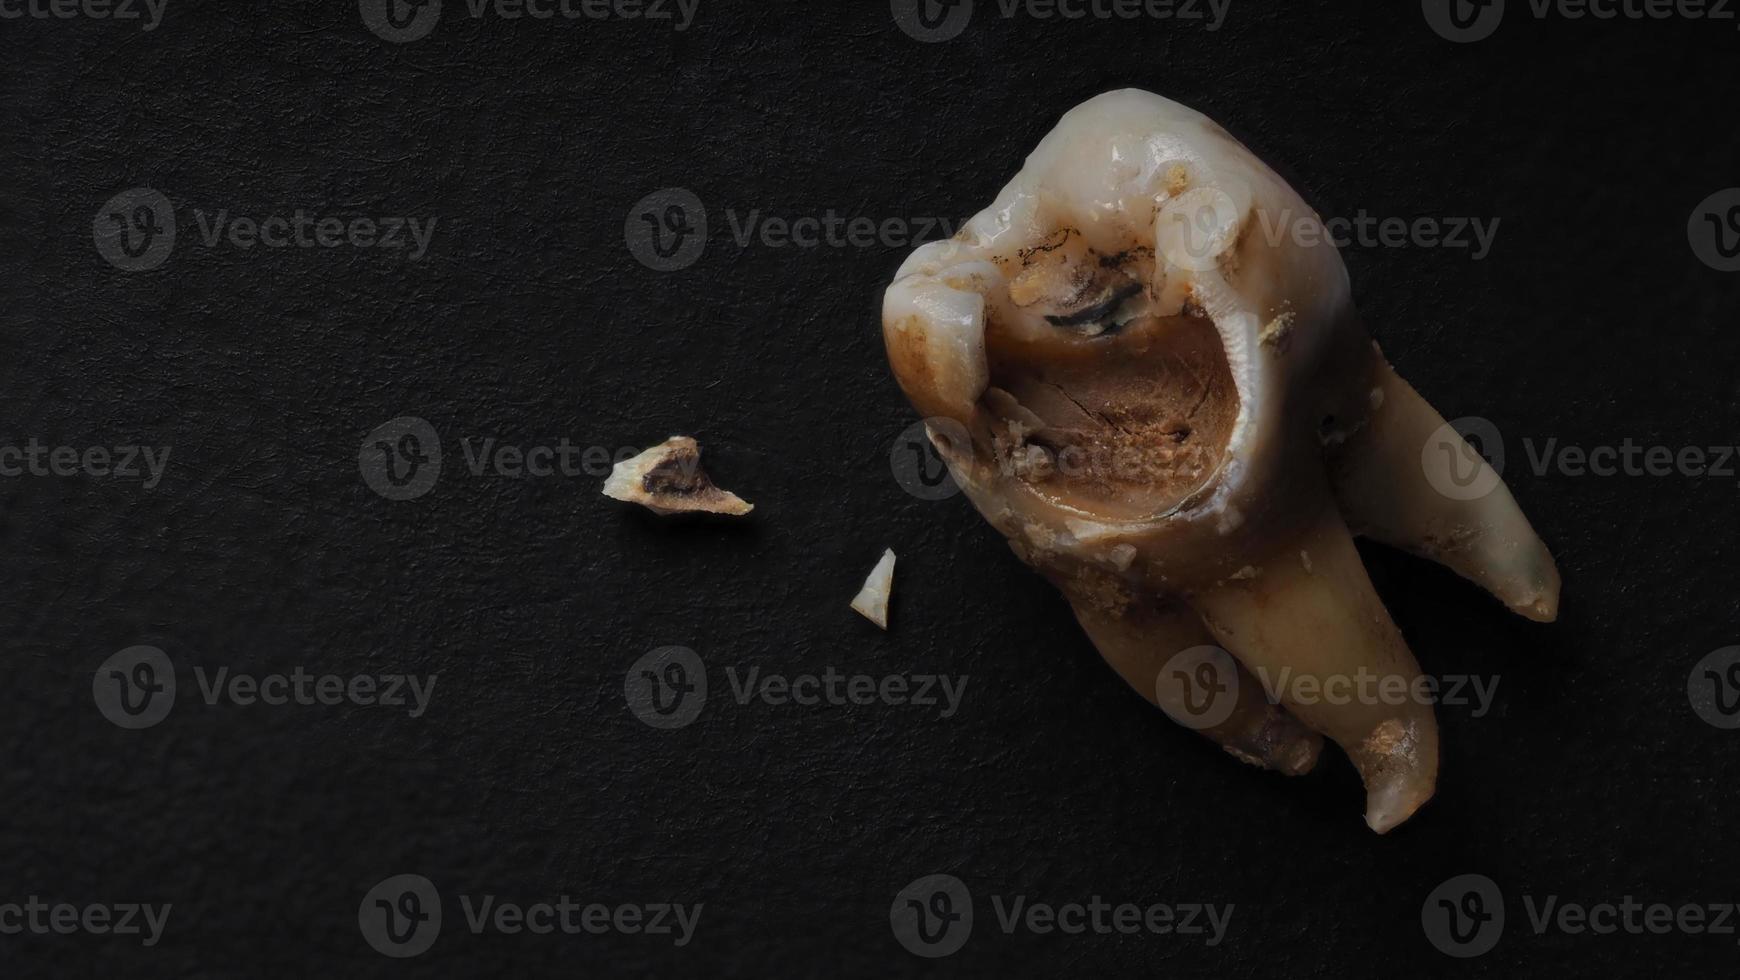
<box><xmin>603</xmin><ymin>436</ymin><xmax>754</xmax><ymax>517</ymax></box>
<box><xmin>850</xmin><ymin>549</ymin><xmax>897</xmax><ymax>629</ymax></box>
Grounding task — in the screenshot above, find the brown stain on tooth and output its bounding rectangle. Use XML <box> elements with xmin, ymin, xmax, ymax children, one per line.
<box><xmin>602</xmin><ymin>437</ymin><xmax>753</xmax><ymax>517</ymax></box>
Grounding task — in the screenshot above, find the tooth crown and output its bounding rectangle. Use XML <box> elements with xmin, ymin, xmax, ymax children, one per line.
<box><xmin>882</xmin><ymin>89</ymin><xmax>1560</xmax><ymax>833</ymax></box>
<box><xmin>885</xmin><ymin>90</ymin><xmax>1377</xmax><ymax>575</ymax></box>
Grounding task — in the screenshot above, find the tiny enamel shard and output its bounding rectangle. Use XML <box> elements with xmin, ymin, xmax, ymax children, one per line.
<box><xmin>879</xmin><ymin>89</ymin><xmax>1559</xmax><ymax>832</ymax></box>
<box><xmin>603</xmin><ymin>436</ymin><xmax>754</xmax><ymax>517</ymax></box>
<box><xmin>851</xmin><ymin>549</ymin><xmax>897</xmax><ymax>629</ymax></box>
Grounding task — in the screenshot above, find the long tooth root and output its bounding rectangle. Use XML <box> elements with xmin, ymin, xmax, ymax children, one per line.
<box><xmin>1189</xmin><ymin>503</ymin><xmax>1440</xmax><ymax>833</ymax></box>
<box><xmin>1332</xmin><ymin>348</ymin><xmax>1561</xmax><ymax>622</ymax></box>
<box><xmin>1068</xmin><ymin>593</ymin><xmax>1323</xmax><ymax>776</ymax></box>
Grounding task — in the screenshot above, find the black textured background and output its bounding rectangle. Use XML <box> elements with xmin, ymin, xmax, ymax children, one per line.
<box><xmin>4</xmin><ymin>0</ymin><xmax>1740</xmax><ymax>976</ymax></box>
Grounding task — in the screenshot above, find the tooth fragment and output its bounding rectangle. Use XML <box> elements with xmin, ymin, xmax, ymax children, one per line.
<box><xmin>878</xmin><ymin>88</ymin><xmax>1558</xmax><ymax>832</ymax></box>
<box><xmin>851</xmin><ymin>549</ymin><xmax>897</xmax><ymax>629</ymax></box>
<box><xmin>603</xmin><ymin>436</ymin><xmax>753</xmax><ymax>517</ymax></box>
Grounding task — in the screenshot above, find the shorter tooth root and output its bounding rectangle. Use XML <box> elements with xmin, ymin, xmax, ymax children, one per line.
<box><xmin>1189</xmin><ymin>503</ymin><xmax>1439</xmax><ymax>833</ymax></box>
<box><xmin>1068</xmin><ymin>595</ymin><xmax>1322</xmax><ymax>776</ymax></box>
<box><xmin>1332</xmin><ymin>351</ymin><xmax>1561</xmax><ymax>623</ymax></box>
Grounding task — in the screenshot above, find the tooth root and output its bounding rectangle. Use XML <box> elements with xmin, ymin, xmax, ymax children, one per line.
<box><xmin>1067</xmin><ymin>594</ymin><xmax>1323</xmax><ymax>776</ymax></box>
<box><xmin>1188</xmin><ymin>505</ymin><xmax>1439</xmax><ymax>833</ymax></box>
<box><xmin>1333</xmin><ymin>350</ymin><xmax>1561</xmax><ymax>623</ymax></box>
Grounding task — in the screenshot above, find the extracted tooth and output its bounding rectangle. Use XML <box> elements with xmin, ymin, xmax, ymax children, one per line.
<box><xmin>879</xmin><ymin>88</ymin><xmax>1559</xmax><ymax>832</ymax></box>
<box><xmin>603</xmin><ymin>436</ymin><xmax>753</xmax><ymax>517</ymax></box>
<box><xmin>851</xmin><ymin>549</ymin><xmax>897</xmax><ymax>629</ymax></box>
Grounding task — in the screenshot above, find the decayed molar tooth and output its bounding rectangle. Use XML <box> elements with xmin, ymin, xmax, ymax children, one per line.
<box><xmin>1330</xmin><ymin>348</ymin><xmax>1561</xmax><ymax>622</ymax></box>
<box><xmin>603</xmin><ymin>436</ymin><xmax>753</xmax><ymax>517</ymax></box>
<box><xmin>880</xmin><ymin>88</ymin><xmax>1558</xmax><ymax>833</ymax></box>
